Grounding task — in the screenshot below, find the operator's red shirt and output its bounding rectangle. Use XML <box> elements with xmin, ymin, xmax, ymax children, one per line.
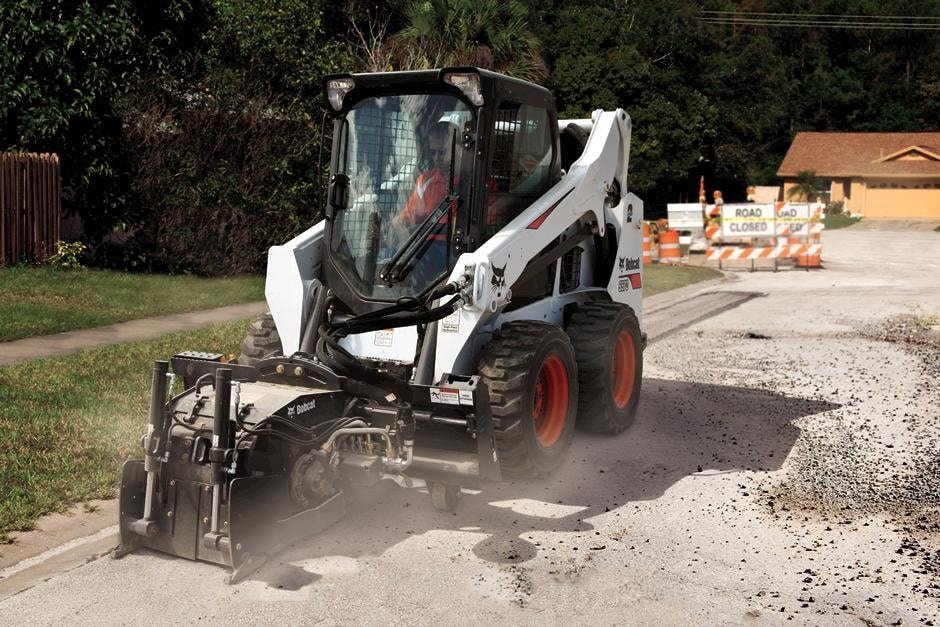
<box><xmin>400</xmin><ymin>168</ymin><xmax>454</xmax><ymax>225</ymax></box>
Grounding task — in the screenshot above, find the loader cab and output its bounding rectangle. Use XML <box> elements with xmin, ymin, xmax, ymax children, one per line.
<box><xmin>322</xmin><ymin>68</ymin><xmax>561</xmax><ymax>313</ymax></box>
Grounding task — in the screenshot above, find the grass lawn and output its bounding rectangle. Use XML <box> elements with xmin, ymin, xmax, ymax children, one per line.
<box><xmin>643</xmin><ymin>264</ymin><xmax>723</xmax><ymax>297</ymax></box>
<box><xmin>824</xmin><ymin>213</ymin><xmax>862</xmax><ymax>230</ymax></box>
<box><xmin>0</xmin><ymin>319</ymin><xmax>248</xmax><ymax>542</ymax></box>
<box><xmin>0</xmin><ymin>267</ymin><xmax>263</xmax><ymax>342</ymax></box>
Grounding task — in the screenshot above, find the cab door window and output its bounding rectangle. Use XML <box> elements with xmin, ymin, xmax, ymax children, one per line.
<box><xmin>483</xmin><ymin>102</ymin><xmax>555</xmax><ymax>241</ymax></box>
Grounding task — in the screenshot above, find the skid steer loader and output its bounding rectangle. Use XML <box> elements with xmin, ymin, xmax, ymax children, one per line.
<box><xmin>117</xmin><ymin>68</ymin><xmax>646</xmax><ymax>581</ymax></box>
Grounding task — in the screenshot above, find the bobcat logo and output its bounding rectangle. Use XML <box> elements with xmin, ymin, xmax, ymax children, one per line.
<box><xmin>618</xmin><ymin>256</ymin><xmax>640</xmax><ymax>272</ymax></box>
<box><xmin>490</xmin><ymin>263</ymin><xmax>507</xmax><ymax>288</ymax></box>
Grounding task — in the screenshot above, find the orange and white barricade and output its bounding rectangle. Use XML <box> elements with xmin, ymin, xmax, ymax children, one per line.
<box><xmin>792</xmin><ymin>232</ymin><xmax>822</xmax><ymax>268</ymax></box>
<box><xmin>706</xmin><ymin>243</ymin><xmax>822</xmax><ymax>262</ymax></box>
<box><xmin>705</xmin><ymin>222</ymin><xmax>720</xmax><ymax>243</ymax></box>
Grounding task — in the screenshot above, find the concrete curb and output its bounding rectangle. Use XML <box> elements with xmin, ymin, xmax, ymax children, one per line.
<box><xmin>0</xmin><ymin>301</ymin><xmax>267</xmax><ymax>367</ymax></box>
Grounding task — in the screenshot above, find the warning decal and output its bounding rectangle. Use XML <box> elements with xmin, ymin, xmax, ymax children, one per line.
<box><xmin>374</xmin><ymin>329</ymin><xmax>393</xmax><ymax>347</ymax></box>
<box><xmin>429</xmin><ymin>387</ymin><xmax>460</xmax><ymax>405</ymax></box>
<box><xmin>441</xmin><ymin>311</ymin><xmax>460</xmax><ymax>333</ymax></box>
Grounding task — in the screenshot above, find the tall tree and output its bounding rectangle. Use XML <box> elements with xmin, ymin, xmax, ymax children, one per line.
<box><xmin>530</xmin><ymin>0</ymin><xmax>717</xmax><ymax>204</ymax></box>
<box><xmin>397</xmin><ymin>0</ymin><xmax>546</xmax><ymax>81</ymax></box>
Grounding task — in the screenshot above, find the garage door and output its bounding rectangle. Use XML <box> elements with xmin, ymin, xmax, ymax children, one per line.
<box><xmin>864</xmin><ymin>180</ymin><xmax>940</xmax><ymax>218</ymax></box>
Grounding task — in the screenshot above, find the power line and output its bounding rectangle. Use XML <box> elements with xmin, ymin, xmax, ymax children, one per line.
<box><xmin>700</xmin><ymin>10</ymin><xmax>940</xmax><ymax>31</ymax></box>
<box><xmin>701</xmin><ymin>19</ymin><xmax>940</xmax><ymax>31</ymax></box>
<box><xmin>701</xmin><ymin>10</ymin><xmax>940</xmax><ymax>21</ymax></box>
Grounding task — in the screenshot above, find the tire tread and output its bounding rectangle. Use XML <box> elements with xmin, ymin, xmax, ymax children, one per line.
<box><xmin>567</xmin><ymin>302</ymin><xmax>642</xmax><ymax>434</ymax></box>
<box><xmin>238</xmin><ymin>312</ymin><xmax>282</xmax><ymax>365</ymax></box>
<box><xmin>478</xmin><ymin>321</ymin><xmax>576</xmax><ymax>477</ymax></box>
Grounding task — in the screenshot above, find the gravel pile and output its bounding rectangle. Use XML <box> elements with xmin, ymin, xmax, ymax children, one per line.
<box><xmin>650</xmin><ymin>310</ymin><xmax>940</xmax><ymax>610</ymax></box>
<box><xmin>775</xmin><ymin>315</ymin><xmax>940</xmax><ymax>516</ymax></box>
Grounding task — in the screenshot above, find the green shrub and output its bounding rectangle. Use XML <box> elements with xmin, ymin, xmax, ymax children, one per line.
<box><xmin>46</xmin><ymin>241</ymin><xmax>88</xmax><ymax>270</ymax></box>
<box><xmin>116</xmin><ymin>0</ymin><xmax>351</xmax><ymax>275</ymax></box>
<box><xmin>824</xmin><ymin>200</ymin><xmax>845</xmax><ymax>216</ymax></box>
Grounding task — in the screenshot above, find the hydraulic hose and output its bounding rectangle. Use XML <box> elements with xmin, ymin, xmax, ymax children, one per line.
<box><xmin>316</xmin><ymin>293</ymin><xmax>464</xmax><ymax>389</ymax></box>
<box><xmin>313</xmin><ymin>268</ymin><xmax>469</xmax><ymax>397</ymax></box>
<box><xmin>328</xmin><ymin>295</ymin><xmax>462</xmax><ymax>338</ymax></box>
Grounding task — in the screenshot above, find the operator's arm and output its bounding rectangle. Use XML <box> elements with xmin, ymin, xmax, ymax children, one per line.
<box><xmin>396</xmin><ymin>172</ymin><xmax>429</xmax><ymax>226</ymax></box>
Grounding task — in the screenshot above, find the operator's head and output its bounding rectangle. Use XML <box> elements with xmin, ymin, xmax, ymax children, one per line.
<box><xmin>426</xmin><ymin>122</ymin><xmax>454</xmax><ymax>170</ymax></box>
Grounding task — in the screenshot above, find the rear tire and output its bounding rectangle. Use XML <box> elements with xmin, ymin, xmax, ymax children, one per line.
<box><xmin>238</xmin><ymin>312</ymin><xmax>282</xmax><ymax>365</ymax></box>
<box><xmin>478</xmin><ymin>321</ymin><xmax>578</xmax><ymax>478</ymax></box>
<box><xmin>567</xmin><ymin>302</ymin><xmax>643</xmax><ymax>434</ymax></box>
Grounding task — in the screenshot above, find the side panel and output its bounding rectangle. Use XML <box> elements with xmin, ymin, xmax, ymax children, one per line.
<box><xmin>605</xmin><ymin>192</ymin><xmax>643</xmax><ymax>325</ymax></box>
<box><xmin>266</xmin><ymin>221</ymin><xmax>326</xmax><ymax>355</ymax></box>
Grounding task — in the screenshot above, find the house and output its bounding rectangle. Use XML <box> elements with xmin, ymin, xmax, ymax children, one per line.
<box><xmin>777</xmin><ymin>132</ymin><xmax>940</xmax><ymax>218</ymax></box>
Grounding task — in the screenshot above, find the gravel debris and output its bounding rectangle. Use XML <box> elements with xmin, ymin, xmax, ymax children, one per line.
<box><xmin>649</xmin><ymin>309</ymin><xmax>940</xmax><ymax>615</ymax></box>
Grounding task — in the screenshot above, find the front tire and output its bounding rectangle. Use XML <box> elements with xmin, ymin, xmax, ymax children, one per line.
<box><xmin>478</xmin><ymin>322</ymin><xmax>578</xmax><ymax>478</ymax></box>
<box><xmin>567</xmin><ymin>302</ymin><xmax>643</xmax><ymax>434</ymax></box>
<box><xmin>238</xmin><ymin>312</ymin><xmax>282</xmax><ymax>365</ymax></box>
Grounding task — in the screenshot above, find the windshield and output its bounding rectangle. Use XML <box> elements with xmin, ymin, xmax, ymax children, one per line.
<box><xmin>330</xmin><ymin>93</ymin><xmax>474</xmax><ymax>300</ymax></box>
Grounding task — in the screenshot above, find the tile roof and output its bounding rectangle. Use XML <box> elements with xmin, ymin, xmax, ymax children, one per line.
<box><xmin>777</xmin><ymin>132</ymin><xmax>940</xmax><ymax>178</ymax></box>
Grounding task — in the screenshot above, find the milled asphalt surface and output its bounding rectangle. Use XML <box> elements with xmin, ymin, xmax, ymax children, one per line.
<box><xmin>1</xmin><ymin>225</ymin><xmax>938</xmax><ymax>624</ymax></box>
<box><xmin>0</xmin><ymin>301</ymin><xmax>267</xmax><ymax>366</ymax></box>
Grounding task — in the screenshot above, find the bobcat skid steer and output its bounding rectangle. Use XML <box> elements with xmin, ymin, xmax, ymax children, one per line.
<box><xmin>117</xmin><ymin>68</ymin><xmax>646</xmax><ymax>581</ymax></box>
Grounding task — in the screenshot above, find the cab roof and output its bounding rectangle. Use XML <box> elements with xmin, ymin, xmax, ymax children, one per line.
<box><xmin>323</xmin><ymin>67</ymin><xmax>555</xmax><ymax>112</ymax></box>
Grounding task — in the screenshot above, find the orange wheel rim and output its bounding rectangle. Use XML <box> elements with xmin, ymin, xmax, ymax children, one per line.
<box><xmin>611</xmin><ymin>330</ymin><xmax>635</xmax><ymax>408</ymax></box>
<box><xmin>532</xmin><ymin>355</ymin><xmax>569</xmax><ymax>447</ymax></box>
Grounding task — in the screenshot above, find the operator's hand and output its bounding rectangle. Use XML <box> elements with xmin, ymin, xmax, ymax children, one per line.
<box><xmin>388</xmin><ymin>213</ymin><xmax>411</xmax><ymax>247</ymax></box>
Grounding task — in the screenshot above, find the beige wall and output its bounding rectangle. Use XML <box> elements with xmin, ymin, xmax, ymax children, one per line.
<box><xmin>828</xmin><ymin>178</ymin><xmax>860</xmax><ymax>209</ymax></box>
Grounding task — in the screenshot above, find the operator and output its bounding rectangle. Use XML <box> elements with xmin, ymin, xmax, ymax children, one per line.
<box><xmin>395</xmin><ymin>121</ymin><xmax>457</xmax><ymax>228</ymax></box>
<box><xmin>386</xmin><ymin>121</ymin><xmax>458</xmax><ymax>282</ymax></box>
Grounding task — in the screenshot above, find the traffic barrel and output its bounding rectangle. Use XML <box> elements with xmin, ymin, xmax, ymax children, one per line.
<box><xmin>643</xmin><ymin>222</ymin><xmax>653</xmax><ymax>265</ymax></box>
<box><xmin>658</xmin><ymin>229</ymin><xmax>681</xmax><ymax>264</ymax></box>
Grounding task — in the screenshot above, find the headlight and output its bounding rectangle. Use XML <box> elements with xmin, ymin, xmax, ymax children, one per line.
<box><xmin>326</xmin><ymin>77</ymin><xmax>355</xmax><ymax>111</ymax></box>
<box><xmin>443</xmin><ymin>72</ymin><xmax>483</xmax><ymax>106</ymax></box>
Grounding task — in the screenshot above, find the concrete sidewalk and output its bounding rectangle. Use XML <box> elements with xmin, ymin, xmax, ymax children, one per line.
<box><xmin>0</xmin><ymin>281</ymin><xmax>735</xmax><ymax>369</ymax></box>
<box><xmin>0</xmin><ymin>301</ymin><xmax>266</xmax><ymax>367</ymax></box>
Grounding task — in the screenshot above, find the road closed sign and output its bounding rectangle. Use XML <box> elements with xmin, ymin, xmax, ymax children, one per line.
<box><xmin>776</xmin><ymin>202</ymin><xmax>821</xmax><ymax>236</ymax></box>
<box><xmin>720</xmin><ymin>203</ymin><xmax>775</xmax><ymax>239</ymax></box>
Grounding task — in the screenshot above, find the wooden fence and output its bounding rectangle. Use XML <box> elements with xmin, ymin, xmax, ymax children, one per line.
<box><xmin>0</xmin><ymin>152</ymin><xmax>61</xmax><ymax>266</ymax></box>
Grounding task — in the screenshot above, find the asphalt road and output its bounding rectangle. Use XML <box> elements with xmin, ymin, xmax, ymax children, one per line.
<box><xmin>1</xmin><ymin>226</ymin><xmax>938</xmax><ymax>625</ymax></box>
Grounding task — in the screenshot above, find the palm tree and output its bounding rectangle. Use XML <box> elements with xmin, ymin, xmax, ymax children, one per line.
<box><xmin>395</xmin><ymin>0</ymin><xmax>547</xmax><ymax>82</ymax></box>
<box><xmin>787</xmin><ymin>169</ymin><xmax>821</xmax><ymax>202</ymax></box>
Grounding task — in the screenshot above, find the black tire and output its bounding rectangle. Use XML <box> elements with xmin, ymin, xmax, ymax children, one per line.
<box><xmin>478</xmin><ymin>321</ymin><xmax>578</xmax><ymax>478</ymax></box>
<box><xmin>567</xmin><ymin>302</ymin><xmax>643</xmax><ymax>434</ymax></box>
<box><xmin>238</xmin><ymin>312</ymin><xmax>283</xmax><ymax>365</ymax></box>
